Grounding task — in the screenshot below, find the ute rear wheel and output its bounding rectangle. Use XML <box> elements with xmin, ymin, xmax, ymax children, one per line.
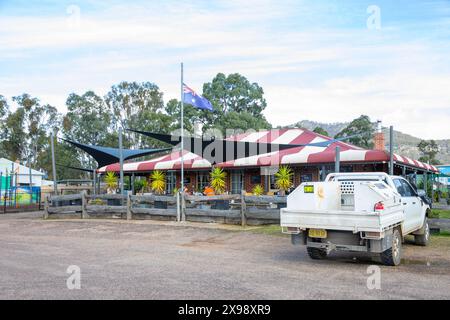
<box><xmin>307</xmin><ymin>247</ymin><xmax>328</xmax><ymax>260</ymax></box>
<box><xmin>415</xmin><ymin>218</ymin><xmax>430</xmax><ymax>246</ymax></box>
<box><xmin>380</xmin><ymin>228</ymin><xmax>402</xmax><ymax>266</ymax></box>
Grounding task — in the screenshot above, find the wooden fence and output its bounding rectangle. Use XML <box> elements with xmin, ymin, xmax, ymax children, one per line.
<box><xmin>43</xmin><ymin>192</ymin><xmax>286</xmax><ymax>226</ymax></box>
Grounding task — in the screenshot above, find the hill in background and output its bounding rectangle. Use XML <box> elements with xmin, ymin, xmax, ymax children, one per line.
<box><xmin>283</xmin><ymin>120</ymin><xmax>450</xmax><ymax>164</ymax></box>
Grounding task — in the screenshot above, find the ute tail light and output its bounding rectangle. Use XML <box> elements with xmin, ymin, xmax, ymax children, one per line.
<box><xmin>374</xmin><ymin>201</ymin><xmax>385</xmax><ymax>211</ymax></box>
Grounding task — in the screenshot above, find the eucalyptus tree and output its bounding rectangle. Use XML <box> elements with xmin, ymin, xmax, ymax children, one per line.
<box><xmin>105</xmin><ymin>81</ymin><xmax>172</xmax><ymax>148</ymax></box>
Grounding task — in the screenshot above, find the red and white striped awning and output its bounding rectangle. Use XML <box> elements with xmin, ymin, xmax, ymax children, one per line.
<box><xmin>98</xmin><ymin>129</ymin><xmax>439</xmax><ymax>173</ymax></box>
<box><xmin>98</xmin><ymin>150</ymin><xmax>211</xmax><ymax>173</ymax></box>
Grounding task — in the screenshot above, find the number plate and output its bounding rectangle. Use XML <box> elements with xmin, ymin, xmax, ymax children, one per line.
<box><xmin>304</xmin><ymin>185</ymin><xmax>314</xmax><ymax>193</ymax></box>
<box><xmin>308</xmin><ymin>229</ymin><xmax>327</xmax><ymax>238</ymax></box>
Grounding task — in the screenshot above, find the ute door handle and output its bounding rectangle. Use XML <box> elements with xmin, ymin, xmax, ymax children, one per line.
<box><xmin>403</xmin><ymin>203</ymin><xmax>407</xmax><ymax>205</ymax></box>
<box><xmin>412</xmin><ymin>202</ymin><xmax>416</xmax><ymax>205</ymax></box>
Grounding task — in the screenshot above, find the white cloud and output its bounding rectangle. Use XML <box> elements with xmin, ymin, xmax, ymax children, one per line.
<box><xmin>265</xmin><ymin>72</ymin><xmax>450</xmax><ymax>139</ymax></box>
<box><xmin>0</xmin><ymin>1</ymin><xmax>449</xmax><ymax>140</ymax></box>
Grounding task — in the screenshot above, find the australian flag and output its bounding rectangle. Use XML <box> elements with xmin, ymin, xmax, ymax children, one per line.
<box><xmin>183</xmin><ymin>83</ymin><xmax>213</xmax><ymax>111</ymax></box>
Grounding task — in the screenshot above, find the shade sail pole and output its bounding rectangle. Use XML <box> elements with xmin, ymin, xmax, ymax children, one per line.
<box><xmin>50</xmin><ymin>131</ymin><xmax>58</xmax><ymax>195</ymax></box>
<box><xmin>180</xmin><ymin>62</ymin><xmax>184</xmax><ymax>197</ymax></box>
<box><xmin>119</xmin><ymin>127</ymin><xmax>124</xmax><ymax>199</ymax></box>
<box><xmin>389</xmin><ymin>125</ymin><xmax>394</xmax><ymax>175</ymax></box>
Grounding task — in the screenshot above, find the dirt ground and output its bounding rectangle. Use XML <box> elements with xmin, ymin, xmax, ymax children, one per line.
<box><xmin>0</xmin><ymin>211</ymin><xmax>449</xmax><ymax>299</ymax></box>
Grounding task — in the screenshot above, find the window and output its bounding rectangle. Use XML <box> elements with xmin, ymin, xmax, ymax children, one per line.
<box><xmin>300</xmin><ymin>174</ymin><xmax>313</xmax><ymax>183</ymax></box>
<box><xmin>231</xmin><ymin>171</ymin><xmax>244</xmax><ymax>194</ymax></box>
<box><xmin>251</xmin><ymin>175</ymin><xmax>261</xmax><ymax>184</ymax></box>
<box><xmin>270</xmin><ymin>175</ymin><xmax>276</xmax><ymax>189</ymax></box>
<box><xmin>166</xmin><ymin>171</ymin><xmax>176</xmax><ymax>194</ymax></box>
<box><xmin>393</xmin><ymin>179</ymin><xmax>406</xmax><ymax>196</ymax></box>
<box><xmin>196</xmin><ymin>173</ymin><xmax>209</xmax><ymax>193</ymax></box>
<box><xmin>400</xmin><ymin>179</ymin><xmax>416</xmax><ymax>197</ymax></box>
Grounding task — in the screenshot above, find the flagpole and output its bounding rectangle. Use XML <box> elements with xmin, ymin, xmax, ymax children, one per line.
<box><xmin>180</xmin><ymin>62</ymin><xmax>184</xmax><ymax>205</ymax></box>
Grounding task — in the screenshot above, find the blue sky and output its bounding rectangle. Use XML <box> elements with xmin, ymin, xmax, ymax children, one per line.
<box><xmin>0</xmin><ymin>0</ymin><xmax>449</xmax><ymax>139</ymax></box>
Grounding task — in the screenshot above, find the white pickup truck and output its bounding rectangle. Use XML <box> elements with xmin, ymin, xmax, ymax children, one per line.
<box><xmin>280</xmin><ymin>172</ymin><xmax>431</xmax><ymax>266</ymax></box>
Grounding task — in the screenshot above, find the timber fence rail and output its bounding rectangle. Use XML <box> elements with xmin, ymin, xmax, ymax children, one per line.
<box><xmin>43</xmin><ymin>193</ymin><xmax>450</xmax><ymax>231</ymax></box>
<box><xmin>43</xmin><ymin>192</ymin><xmax>288</xmax><ymax>226</ymax></box>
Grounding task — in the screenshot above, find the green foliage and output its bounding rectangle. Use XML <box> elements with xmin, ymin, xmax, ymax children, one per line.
<box><xmin>201</xmin><ymin>73</ymin><xmax>270</xmax><ymax>134</ymax></box>
<box><xmin>0</xmin><ymin>95</ymin><xmax>8</xmax><ymax>119</ymax></box>
<box><xmin>150</xmin><ymin>170</ymin><xmax>166</xmax><ymax>194</ymax></box>
<box><xmin>63</xmin><ymin>91</ymin><xmax>111</xmax><ymax>145</ymax></box>
<box><xmin>215</xmin><ymin>111</ymin><xmax>271</xmax><ymax>133</ymax></box>
<box><xmin>105</xmin><ymin>81</ymin><xmax>172</xmax><ymax>149</ymax></box>
<box><xmin>166</xmin><ymin>98</ymin><xmax>199</xmax><ymax>134</ymax></box>
<box><xmin>1</xmin><ymin>74</ymin><xmax>273</xmax><ymax>181</ymax></box>
<box><xmin>1</xmin><ymin>94</ymin><xmax>61</xmax><ymax>174</ymax></box>
<box><xmin>104</xmin><ymin>172</ymin><xmax>118</xmax><ymax>191</ymax></box>
<box><xmin>133</xmin><ymin>179</ymin><xmax>145</xmax><ymax>193</ymax></box>
<box><xmin>417</xmin><ymin>140</ymin><xmax>440</xmax><ymax>165</ymax></box>
<box><xmin>275</xmin><ymin>165</ymin><xmax>293</xmax><ymax>195</ymax></box>
<box><xmin>313</xmin><ymin>126</ymin><xmax>329</xmax><ymax>137</ymax></box>
<box><xmin>210</xmin><ymin>167</ymin><xmax>227</xmax><ymax>194</ymax></box>
<box><xmin>89</xmin><ymin>198</ymin><xmax>106</xmax><ymax>205</ymax></box>
<box><xmin>335</xmin><ymin>115</ymin><xmax>374</xmax><ymax>149</ymax></box>
<box><xmin>429</xmin><ymin>209</ymin><xmax>450</xmax><ymax>219</ymax></box>
<box><xmin>252</xmin><ymin>184</ymin><xmax>264</xmax><ymax>196</ymax></box>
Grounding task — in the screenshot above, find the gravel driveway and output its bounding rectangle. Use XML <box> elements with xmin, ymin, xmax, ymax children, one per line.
<box><xmin>0</xmin><ymin>212</ymin><xmax>449</xmax><ymax>299</ymax></box>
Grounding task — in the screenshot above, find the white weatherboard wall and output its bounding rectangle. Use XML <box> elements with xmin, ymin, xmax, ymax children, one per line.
<box><xmin>0</xmin><ymin>158</ymin><xmax>45</xmax><ymax>187</ymax></box>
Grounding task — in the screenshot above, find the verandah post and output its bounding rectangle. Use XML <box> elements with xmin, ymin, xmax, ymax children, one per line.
<box><xmin>241</xmin><ymin>190</ymin><xmax>247</xmax><ymax>227</ymax></box>
<box><xmin>126</xmin><ymin>192</ymin><xmax>132</xmax><ymax>220</ymax></box>
<box><xmin>81</xmin><ymin>191</ymin><xmax>87</xmax><ymax>219</ymax></box>
<box><xmin>43</xmin><ymin>194</ymin><xmax>49</xmax><ymax>219</ymax></box>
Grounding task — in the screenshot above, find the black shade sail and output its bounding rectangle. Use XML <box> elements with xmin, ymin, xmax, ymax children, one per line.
<box><xmin>56</xmin><ymin>163</ymin><xmax>94</xmax><ymax>173</ymax></box>
<box><xmin>62</xmin><ymin>139</ymin><xmax>171</xmax><ymax>168</ymax></box>
<box><xmin>127</xmin><ymin>129</ymin><xmax>359</xmax><ymax>164</ymax></box>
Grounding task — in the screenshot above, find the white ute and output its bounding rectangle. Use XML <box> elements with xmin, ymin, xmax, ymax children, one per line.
<box><xmin>280</xmin><ymin>172</ymin><xmax>431</xmax><ymax>266</ymax></box>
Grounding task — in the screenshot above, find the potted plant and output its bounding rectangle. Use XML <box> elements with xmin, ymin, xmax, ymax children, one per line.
<box><xmin>210</xmin><ymin>167</ymin><xmax>229</xmax><ymax>210</ymax></box>
<box><xmin>274</xmin><ymin>165</ymin><xmax>293</xmax><ymax>208</ymax></box>
<box><xmin>104</xmin><ymin>172</ymin><xmax>120</xmax><ymax>205</ymax></box>
<box><xmin>150</xmin><ymin>170</ymin><xmax>167</xmax><ymax>209</ymax></box>
<box><xmin>105</xmin><ymin>172</ymin><xmax>118</xmax><ymax>194</ymax></box>
<box><xmin>252</xmin><ymin>184</ymin><xmax>264</xmax><ymax>196</ymax></box>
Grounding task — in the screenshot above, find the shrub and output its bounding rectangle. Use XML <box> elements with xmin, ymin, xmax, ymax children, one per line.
<box><xmin>104</xmin><ymin>172</ymin><xmax>118</xmax><ymax>194</ymax></box>
<box><xmin>150</xmin><ymin>171</ymin><xmax>166</xmax><ymax>195</ymax></box>
<box><xmin>275</xmin><ymin>166</ymin><xmax>293</xmax><ymax>196</ymax></box>
<box><xmin>210</xmin><ymin>167</ymin><xmax>227</xmax><ymax>194</ymax></box>
<box><xmin>252</xmin><ymin>184</ymin><xmax>264</xmax><ymax>196</ymax></box>
<box><xmin>89</xmin><ymin>198</ymin><xmax>106</xmax><ymax>205</ymax></box>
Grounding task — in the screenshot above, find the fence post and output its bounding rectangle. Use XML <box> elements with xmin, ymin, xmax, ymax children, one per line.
<box><xmin>126</xmin><ymin>192</ymin><xmax>132</xmax><ymax>220</ymax></box>
<box><xmin>241</xmin><ymin>190</ymin><xmax>247</xmax><ymax>227</ymax></box>
<box><xmin>43</xmin><ymin>194</ymin><xmax>49</xmax><ymax>219</ymax></box>
<box><xmin>176</xmin><ymin>192</ymin><xmax>181</xmax><ymax>222</ymax></box>
<box><xmin>181</xmin><ymin>191</ymin><xmax>186</xmax><ymax>222</ymax></box>
<box><xmin>81</xmin><ymin>191</ymin><xmax>87</xmax><ymax>219</ymax></box>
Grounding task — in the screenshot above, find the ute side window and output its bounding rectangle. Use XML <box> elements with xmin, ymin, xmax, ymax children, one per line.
<box><xmin>393</xmin><ymin>179</ymin><xmax>406</xmax><ymax>197</ymax></box>
<box><xmin>401</xmin><ymin>179</ymin><xmax>417</xmax><ymax>197</ymax></box>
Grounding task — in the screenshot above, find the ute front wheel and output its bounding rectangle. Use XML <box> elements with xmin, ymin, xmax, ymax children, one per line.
<box><xmin>414</xmin><ymin>218</ymin><xmax>430</xmax><ymax>246</ymax></box>
<box><xmin>380</xmin><ymin>228</ymin><xmax>402</xmax><ymax>266</ymax></box>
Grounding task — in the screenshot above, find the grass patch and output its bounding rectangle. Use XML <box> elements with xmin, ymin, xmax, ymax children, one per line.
<box><xmin>429</xmin><ymin>209</ymin><xmax>450</xmax><ymax>219</ymax></box>
<box><xmin>248</xmin><ymin>224</ymin><xmax>287</xmax><ymax>237</ymax></box>
<box><xmin>430</xmin><ymin>233</ymin><xmax>450</xmax><ymax>248</ymax></box>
